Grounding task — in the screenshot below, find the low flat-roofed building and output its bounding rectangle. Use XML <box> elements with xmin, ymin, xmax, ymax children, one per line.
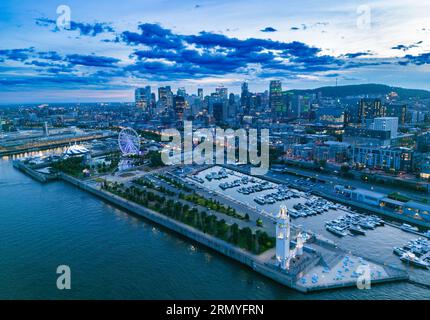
<box><xmin>380</xmin><ymin>197</ymin><xmax>405</xmax><ymax>213</ymax></box>
<box><xmin>404</xmin><ymin>201</ymin><xmax>430</xmax><ymax>222</ymax></box>
<box><xmin>334</xmin><ymin>185</ymin><xmax>385</xmax><ymax>206</ymax></box>
<box><xmin>351</xmin><ymin>188</ymin><xmax>385</xmax><ymax>206</ymax></box>
<box><xmin>352</xmin><ymin>146</ymin><xmax>413</xmax><ymax>172</ymax></box>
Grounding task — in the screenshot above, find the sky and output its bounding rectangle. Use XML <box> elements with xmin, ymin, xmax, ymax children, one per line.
<box><xmin>1</xmin><ymin>0</ymin><xmax>430</xmax><ymax>103</ymax></box>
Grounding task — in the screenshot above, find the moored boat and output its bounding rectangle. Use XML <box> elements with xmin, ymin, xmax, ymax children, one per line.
<box><xmin>349</xmin><ymin>225</ymin><xmax>366</xmax><ymax>235</ymax></box>
<box><xmin>401</xmin><ymin>223</ymin><xmax>419</xmax><ymax>233</ymax></box>
<box><xmin>400</xmin><ymin>252</ymin><xmax>430</xmax><ymax>269</ymax></box>
<box><xmin>326</xmin><ymin>225</ymin><xmax>347</xmax><ymax>237</ymax></box>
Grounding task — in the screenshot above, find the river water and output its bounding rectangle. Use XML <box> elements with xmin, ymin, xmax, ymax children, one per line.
<box><xmin>0</xmin><ymin>155</ymin><xmax>429</xmax><ymax>299</ymax></box>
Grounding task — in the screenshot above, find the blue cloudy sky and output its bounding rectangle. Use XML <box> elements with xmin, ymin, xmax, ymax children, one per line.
<box><xmin>1</xmin><ymin>0</ymin><xmax>430</xmax><ymax>103</ymax></box>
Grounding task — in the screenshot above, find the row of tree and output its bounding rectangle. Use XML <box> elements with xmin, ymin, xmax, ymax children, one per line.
<box><xmin>102</xmin><ymin>184</ymin><xmax>274</xmax><ymax>254</ymax></box>
<box><xmin>180</xmin><ymin>193</ymin><xmax>248</xmax><ymax>220</ymax></box>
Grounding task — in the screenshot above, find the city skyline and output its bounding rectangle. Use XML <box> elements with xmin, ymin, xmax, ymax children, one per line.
<box><xmin>2</xmin><ymin>0</ymin><xmax>430</xmax><ymax>103</ymax></box>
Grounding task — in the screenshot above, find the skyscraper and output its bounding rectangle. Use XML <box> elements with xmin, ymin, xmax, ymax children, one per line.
<box><xmin>197</xmin><ymin>88</ymin><xmax>204</xmax><ymax>100</ymax></box>
<box><xmin>216</xmin><ymin>86</ymin><xmax>228</xmax><ymax>101</ymax></box>
<box><xmin>269</xmin><ymin>80</ymin><xmax>284</xmax><ymax>117</ymax></box>
<box><xmin>358</xmin><ymin>98</ymin><xmax>384</xmax><ymax>125</ymax></box>
<box><xmin>213</xmin><ymin>102</ymin><xmax>227</xmax><ymax>125</ymax></box>
<box><xmin>173</xmin><ymin>95</ymin><xmax>187</xmax><ymax>121</ymax></box>
<box><xmin>228</xmin><ymin>93</ymin><xmax>237</xmax><ymax>118</ymax></box>
<box><xmin>386</xmin><ymin>104</ymin><xmax>407</xmax><ymax>125</ymax></box>
<box><xmin>177</xmin><ymin>87</ymin><xmax>186</xmax><ymax>97</ymax></box>
<box><xmin>135</xmin><ymin>86</ymin><xmax>151</xmax><ymax>111</ymax></box>
<box><xmin>241</xmin><ymin>82</ymin><xmax>250</xmax><ymax>114</ymax></box>
<box><xmin>158</xmin><ymin>86</ymin><xmax>173</xmax><ymax>109</ymax></box>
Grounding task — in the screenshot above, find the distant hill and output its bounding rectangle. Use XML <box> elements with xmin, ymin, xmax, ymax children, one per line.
<box><xmin>287</xmin><ymin>84</ymin><xmax>430</xmax><ymax>100</ymax></box>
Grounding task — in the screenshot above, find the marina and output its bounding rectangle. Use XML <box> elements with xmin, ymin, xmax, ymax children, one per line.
<box><xmin>325</xmin><ymin>213</ymin><xmax>384</xmax><ymax>237</ymax></box>
<box><xmin>393</xmin><ymin>238</ymin><xmax>430</xmax><ymax>270</ymax></box>
<box><xmin>187</xmin><ymin>165</ymin><xmax>430</xmax><ymax>280</ymax></box>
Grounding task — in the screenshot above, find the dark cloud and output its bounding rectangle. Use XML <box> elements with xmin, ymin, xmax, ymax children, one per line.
<box><xmin>120</xmin><ymin>24</ymin><xmax>344</xmax><ymax>80</ymax></box>
<box><xmin>65</xmin><ymin>54</ymin><xmax>120</xmax><ymax>67</ymax></box>
<box><xmin>400</xmin><ymin>53</ymin><xmax>430</xmax><ymax>65</ymax></box>
<box><xmin>35</xmin><ymin>18</ymin><xmax>114</xmax><ymax>37</ymax></box>
<box><xmin>290</xmin><ymin>22</ymin><xmax>328</xmax><ymax>32</ymax></box>
<box><xmin>0</xmin><ymin>48</ymin><xmax>35</xmax><ymax>62</ymax></box>
<box><xmin>2</xmin><ymin>20</ymin><xmax>416</xmax><ymax>90</ymax></box>
<box><xmin>343</xmin><ymin>52</ymin><xmax>371</xmax><ymax>58</ymax></box>
<box><xmin>38</xmin><ymin>51</ymin><xmax>63</xmax><ymax>61</ymax></box>
<box><xmin>0</xmin><ymin>74</ymin><xmax>110</xmax><ymax>89</ymax></box>
<box><xmin>121</xmin><ymin>23</ymin><xmax>184</xmax><ymax>50</ymax></box>
<box><xmin>260</xmin><ymin>27</ymin><xmax>277</xmax><ymax>33</ymax></box>
<box><xmin>391</xmin><ymin>41</ymin><xmax>423</xmax><ymax>51</ymax></box>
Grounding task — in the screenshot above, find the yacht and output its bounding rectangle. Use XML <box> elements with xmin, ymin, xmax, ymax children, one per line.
<box><xmin>359</xmin><ymin>221</ymin><xmax>375</xmax><ymax>230</ymax></box>
<box><xmin>289</xmin><ymin>209</ymin><xmax>300</xmax><ymax>219</ymax></box>
<box><xmin>401</xmin><ymin>224</ymin><xmax>419</xmax><ymax>233</ymax></box>
<box><xmin>326</xmin><ymin>225</ymin><xmax>347</xmax><ymax>237</ymax></box>
<box><xmin>254</xmin><ymin>197</ymin><xmax>266</xmax><ymax>205</ymax></box>
<box><xmin>349</xmin><ymin>225</ymin><xmax>366</xmax><ymax>236</ymax></box>
<box><xmin>400</xmin><ymin>252</ymin><xmax>430</xmax><ymax>269</ymax></box>
<box><xmin>393</xmin><ymin>247</ymin><xmax>407</xmax><ymax>256</ymax></box>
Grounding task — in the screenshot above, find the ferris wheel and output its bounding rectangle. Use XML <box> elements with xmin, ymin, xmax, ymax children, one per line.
<box><xmin>118</xmin><ymin>127</ymin><xmax>141</xmax><ymax>155</ymax></box>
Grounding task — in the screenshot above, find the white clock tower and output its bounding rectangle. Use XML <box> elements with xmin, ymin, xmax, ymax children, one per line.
<box><xmin>276</xmin><ymin>206</ymin><xmax>291</xmax><ymax>270</ymax></box>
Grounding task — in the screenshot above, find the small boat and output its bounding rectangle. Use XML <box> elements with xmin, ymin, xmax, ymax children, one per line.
<box><xmin>326</xmin><ymin>225</ymin><xmax>347</xmax><ymax>237</ymax></box>
<box><xmin>289</xmin><ymin>209</ymin><xmax>300</xmax><ymax>219</ymax></box>
<box><xmin>400</xmin><ymin>252</ymin><xmax>430</xmax><ymax>269</ymax></box>
<box><xmin>359</xmin><ymin>221</ymin><xmax>375</xmax><ymax>230</ymax></box>
<box><xmin>393</xmin><ymin>247</ymin><xmax>407</xmax><ymax>256</ymax></box>
<box><xmin>401</xmin><ymin>224</ymin><xmax>419</xmax><ymax>233</ymax></box>
<box><xmin>349</xmin><ymin>225</ymin><xmax>366</xmax><ymax>235</ymax></box>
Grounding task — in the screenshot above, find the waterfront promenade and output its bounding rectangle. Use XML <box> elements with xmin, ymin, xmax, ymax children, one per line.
<box><xmin>11</xmin><ymin>158</ymin><xmax>410</xmax><ymax>293</ymax></box>
<box><xmin>58</xmin><ymin>172</ymin><xmax>408</xmax><ymax>293</ymax></box>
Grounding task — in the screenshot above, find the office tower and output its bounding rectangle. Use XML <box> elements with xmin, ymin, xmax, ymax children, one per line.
<box><xmin>357</xmin><ymin>98</ymin><xmax>384</xmax><ymax>125</ymax></box>
<box><xmin>216</xmin><ymin>86</ymin><xmax>228</xmax><ymax>101</ymax></box>
<box><xmin>158</xmin><ymin>86</ymin><xmax>173</xmax><ymax>109</ymax></box>
<box><xmin>228</xmin><ymin>93</ymin><xmax>237</xmax><ymax>117</ymax></box>
<box><xmin>197</xmin><ymin>88</ymin><xmax>204</xmax><ymax>100</ymax></box>
<box><xmin>373</xmin><ymin>117</ymin><xmax>398</xmax><ymax>138</ymax></box>
<box><xmin>386</xmin><ymin>104</ymin><xmax>407</xmax><ymax>125</ymax></box>
<box><xmin>213</xmin><ymin>102</ymin><xmax>227</xmax><ymax>125</ymax></box>
<box><xmin>173</xmin><ymin>95</ymin><xmax>187</xmax><ymax>121</ymax></box>
<box><xmin>241</xmin><ymin>82</ymin><xmax>250</xmax><ymax>114</ymax></box>
<box><xmin>177</xmin><ymin>87</ymin><xmax>186</xmax><ymax>97</ymax></box>
<box><xmin>269</xmin><ymin>80</ymin><xmax>284</xmax><ymax>117</ymax></box>
<box><xmin>135</xmin><ymin>86</ymin><xmax>151</xmax><ymax>111</ymax></box>
<box><xmin>290</xmin><ymin>94</ymin><xmax>305</xmax><ymax>118</ymax></box>
<box><xmin>228</xmin><ymin>93</ymin><xmax>235</xmax><ymax>106</ymax></box>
